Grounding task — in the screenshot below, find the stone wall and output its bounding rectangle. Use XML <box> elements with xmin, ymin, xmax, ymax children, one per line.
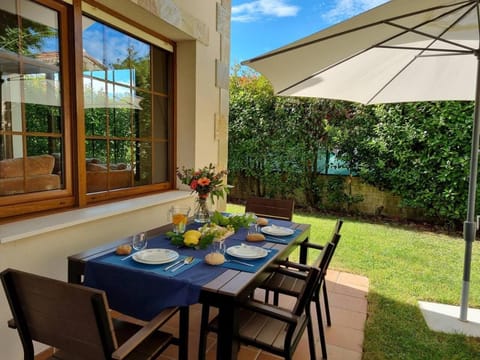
<box><xmin>229</xmin><ymin>174</ymin><xmax>425</xmax><ymax>220</ymax></box>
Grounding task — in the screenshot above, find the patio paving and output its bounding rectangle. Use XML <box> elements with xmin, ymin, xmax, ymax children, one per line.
<box><xmin>33</xmin><ymin>270</ymin><xmax>368</xmax><ymax>360</ymax></box>
<box><xmin>157</xmin><ymin>269</ymin><xmax>369</xmax><ymax>360</ymax></box>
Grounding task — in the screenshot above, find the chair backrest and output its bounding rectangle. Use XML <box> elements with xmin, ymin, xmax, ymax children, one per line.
<box><xmin>333</xmin><ymin>219</ymin><xmax>343</xmax><ymax>235</ymax></box>
<box><xmin>1</xmin><ymin>268</ymin><xmax>117</xmax><ymax>360</ymax></box>
<box><xmin>245</xmin><ymin>197</ymin><xmax>295</xmax><ymax>221</ymax></box>
<box><xmin>293</xmin><ymin>242</ymin><xmax>335</xmax><ymax>315</ymax></box>
<box><xmin>312</xmin><ymin>233</ymin><xmax>340</xmax><ymax>268</ymax></box>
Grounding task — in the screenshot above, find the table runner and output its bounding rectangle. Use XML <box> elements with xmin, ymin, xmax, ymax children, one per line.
<box><xmin>84</xmin><ymin>218</ymin><xmax>296</xmax><ymax>320</ymax></box>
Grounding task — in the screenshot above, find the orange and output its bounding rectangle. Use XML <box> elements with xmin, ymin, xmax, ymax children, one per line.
<box><xmin>172</xmin><ymin>213</ymin><xmax>187</xmax><ymax>225</ymax></box>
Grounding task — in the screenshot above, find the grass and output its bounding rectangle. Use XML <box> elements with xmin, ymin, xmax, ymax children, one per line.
<box><xmin>226</xmin><ymin>203</ymin><xmax>480</xmax><ymax>359</ymax></box>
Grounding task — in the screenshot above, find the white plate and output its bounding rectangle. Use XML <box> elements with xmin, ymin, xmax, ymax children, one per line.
<box><xmin>226</xmin><ymin>245</ymin><xmax>268</xmax><ymax>259</ymax></box>
<box><xmin>261</xmin><ymin>225</ymin><xmax>294</xmax><ymax>236</ymax></box>
<box><xmin>132</xmin><ymin>249</ymin><xmax>179</xmax><ymax>265</ymax></box>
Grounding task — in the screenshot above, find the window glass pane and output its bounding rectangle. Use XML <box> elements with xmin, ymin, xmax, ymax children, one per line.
<box><xmin>26</xmin><ymin>103</ymin><xmax>62</xmax><ymax>133</ymax></box>
<box><xmin>109</xmin><ymin>139</ymin><xmax>131</xmax><ymax>165</ymax></box>
<box><xmin>135</xmin><ymin>90</ymin><xmax>151</xmax><ymax>138</ymax></box>
<box><xmin>86</xmin><ymin>139</ymin><xmax>107</xmax><ymax>163</ymax></box>
<box><xmin>82</xmin><ymin>15</ymin><xmax>171</xmax><ymax>195</ymax></box>
<box><xmin>153</xmin><ymin>141</ymin><xmax>168</xmax><ymax>183</ymax></box>
<box><xmin>135</xmin><ymin>141</ymin><xmax>151</xmax><ymax>186</ymax></box>
<box><xmin>85</xmin><ymin>108</ymin><xmax>107</xmax><ymax>136</ymax></box>
<box><xmin>0</xmin><ymin>0</ymin><xmax>65</xmax><ymax>197</ymax></box>
<box><xmin>109</xmin><ymin>107</ymin><xmax>132</xmax><ymax>138</ymax></box>
<box><xmin>152</xmin><ymin>47</ymin><xmax>168</xmax><ymax>93</ymax></box>
<box><xmin>153</xmin><ymin>95</ymin><xmax>168</xmax><ymax>139</ymax></box>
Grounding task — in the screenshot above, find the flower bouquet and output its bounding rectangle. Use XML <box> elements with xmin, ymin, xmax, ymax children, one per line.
<box><xmin>176</xmin><ymin>163</ymin><xmax>229</xmax><ymax>223</ymax></box>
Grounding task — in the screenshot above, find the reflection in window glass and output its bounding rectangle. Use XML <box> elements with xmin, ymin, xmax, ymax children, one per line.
<box><xmin>0</xmin><ymin>0</ymin><xmax>64</xmax><ymax>195</ymax></box>
<box><xmin>82</xmin><ymin>15</ymin><xmax>172</xmax><ymax>193</ymax></box>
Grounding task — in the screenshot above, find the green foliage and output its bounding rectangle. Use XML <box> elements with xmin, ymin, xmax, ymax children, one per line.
<box><xmin>228</xmin><ymin>66</ymin><xmax>354</xmax><ymax>207</ymax></box>
<box><xmin>210</xmin><ymin>211</ymin><xmax>255</xmax><ymax>232</ymax></box>
<box><xmin>229</xmin><ymin>67</ymin><xmax>476</xmax><ymax>228</ymax></box>
<box><xmin>335</xmin><ymin>101</ymin><xmax>475</xmax><ymax>227</ymax></box>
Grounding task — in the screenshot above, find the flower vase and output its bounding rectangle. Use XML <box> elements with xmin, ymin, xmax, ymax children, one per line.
<box><xmin>194</xmin><ymin>196</ymin><xmax>210</xmax><ymax>223</ymax></box>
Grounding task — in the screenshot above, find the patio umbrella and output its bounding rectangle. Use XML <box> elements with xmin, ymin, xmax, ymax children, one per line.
<box><xmin>243</xmin><ymin>0</ymin><xmax>480</xmax><ymax>322</ymax></box>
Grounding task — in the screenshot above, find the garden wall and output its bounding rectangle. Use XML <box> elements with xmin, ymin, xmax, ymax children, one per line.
<box><xmin>229</xmin><ymin>175</ymin><xmax>425</xmax><ymax>220</ymax></box>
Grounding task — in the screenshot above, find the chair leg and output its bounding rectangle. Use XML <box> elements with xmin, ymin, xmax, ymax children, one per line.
<box><xmin>306</xmin><ymin>308</ymin><xmax>319</xmax><ymax>360</ymax></box>
<box><xmin>315</xmin><ymin>296</ymin><xmax>328</xmax><ymax>359</ymax></box>
<box><xmin>323</xmin><ymin>283</ymin><xmax>332</xmax><ymax>327</ymax></box>
<box><xmin>273</xmin><ymin>290</ymin><xmax>279</xmax><ymax>306</ymax></box>
<box><xmin>198</xmin><ymin>304</ymin><xmax>210</xmax><ymax>360</ymax></box>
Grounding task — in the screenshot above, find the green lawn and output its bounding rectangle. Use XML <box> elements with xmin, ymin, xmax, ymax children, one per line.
<box><xmin>226</xmin><ymin>203</ymin><xmax>480</xmax><ymax>359</ymax></box>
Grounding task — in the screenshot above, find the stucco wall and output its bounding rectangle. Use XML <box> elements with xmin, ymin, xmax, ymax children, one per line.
<box><xmin>0</xmin><ymin>0</ymin><xmax>229</xmax><ymax>358</ymax></box>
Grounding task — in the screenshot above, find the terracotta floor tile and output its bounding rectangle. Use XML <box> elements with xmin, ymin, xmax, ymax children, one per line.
<box><xmin>329</xmin><ymin>291</ymin><xmax>368</xmax><ymax>314</ymax></box>
<box><xmin>328</xmin><ymin>306</ymin><xmax>367</xmax><ymax>331</ymax></box>
<box><xmin>327</xmin><ymin>344</ymin><xmax>364</xmax><ymax>360</ymax></box>
<box><xmin>329</xmin><ymin>281</ymin><xmax>368</xmax><ymax>299</ymax></box>
<box><xmin>337</xmin><ymin>272</ymin><xmax>369</xmax><ymax>290</ymax></box>
<box><xmin>325</xmin><ymin>325</ymin><xmax>365</xmax><ymax>353</ymax></box>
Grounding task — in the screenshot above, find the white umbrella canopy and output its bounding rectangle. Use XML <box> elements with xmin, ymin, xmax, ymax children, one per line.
<box><xmin>244</xmin><ymin>0</ymin><xmax>479</xmax><ymax>103</ymax></box>
<box><xmin>244</xmin><ymin>0</ymin><xmax>480</xmax><ymax>323</ymax></box>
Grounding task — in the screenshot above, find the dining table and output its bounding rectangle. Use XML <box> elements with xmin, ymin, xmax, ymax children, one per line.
<box><xmin>67</xmin><ymin>215</ymin><xmax>311</xmax><ymax>360</ymax></box>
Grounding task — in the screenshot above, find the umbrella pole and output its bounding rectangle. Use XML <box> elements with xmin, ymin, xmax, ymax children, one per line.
<box><xmin>460</xmin><ymin>54</ymin><xmax>480</xmax><ymax>322</ymax></box>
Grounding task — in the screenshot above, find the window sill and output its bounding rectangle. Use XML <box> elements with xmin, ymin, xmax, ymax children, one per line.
<box><xmin>0</xmin><ymin>191</ymin><xmax>192</xmax><ymax>244</ymax></box>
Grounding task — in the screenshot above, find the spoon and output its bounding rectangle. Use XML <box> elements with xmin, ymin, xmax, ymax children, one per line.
<box><xmin>171</xmin><ymin>256</ymin><xmax>194</xmax><ymax>272</ymax></box>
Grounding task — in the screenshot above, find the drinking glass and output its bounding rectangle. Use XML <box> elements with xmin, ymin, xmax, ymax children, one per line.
<box><xmin>132</xmin><ymin>232</ymin><xmax>147</xmax><ymax>251</ymax></box>
<box><xmin>245</xmin><ymin>212</ymin><xmax>258</xmax><ymax>234</ymax></box>
<box><xmin>168</xmin><ymin>206</ymin><xmax>191</xmax><ymax>234</ymax></box>
<box><xmin>213</xmin><ymin>239</ymin><xmax>226</xmax><ymax>255</ymax></box>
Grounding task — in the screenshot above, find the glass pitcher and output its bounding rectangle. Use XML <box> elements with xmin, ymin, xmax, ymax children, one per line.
<box><xmin>168</xmin><ymin>206</ymin><xmax>191</xmax><ymax>234</ymax></box>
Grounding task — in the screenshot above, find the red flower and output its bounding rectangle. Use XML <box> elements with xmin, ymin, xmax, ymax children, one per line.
<box><xmin>190</xmin><ymin>179</ymin><xmax>198</xmax><ymax>190</ymax></box>
<box><xmin>197</xmin><ymin>177</ymin><xmax>211</xmax><ymax>186</ymax></box>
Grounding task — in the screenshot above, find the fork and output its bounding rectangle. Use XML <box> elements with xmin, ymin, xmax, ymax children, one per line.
<box><xmin>170</xmin><ymin>256</ymin><xmax>194</xmax><ymax>272</ymax></box>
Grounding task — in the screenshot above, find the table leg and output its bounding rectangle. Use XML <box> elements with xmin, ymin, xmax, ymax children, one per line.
<box><xmin>299</xmin><ymin>237</ymin><xmax>309</xmax><ymax>264</ymax></box>
<box><xmin>179</xmin><ymin>306</ymin><xmax>189</xmax><ymax>360</ymax></box>
<box><xmin>216</xmin><ymin>301</ymin><xmax>239</xmax><ymax>360</ymax></box>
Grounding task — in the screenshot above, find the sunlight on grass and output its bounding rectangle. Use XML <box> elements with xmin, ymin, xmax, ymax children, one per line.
<box><xmin>227</xmin><ymin>203</ymin><xmax>480</xmax><ymax>359</ymax></box>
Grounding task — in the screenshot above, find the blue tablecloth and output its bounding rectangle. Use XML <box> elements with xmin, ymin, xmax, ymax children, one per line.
<box><xmin>84</xmin><ymin>218</ymin><xmax>296</xmax><ymax>321</ymax></box>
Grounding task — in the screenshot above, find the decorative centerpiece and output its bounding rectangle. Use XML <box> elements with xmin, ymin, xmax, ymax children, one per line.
<box><xmin>176</xmin><ymin>164</ymin><xmax>229</xmax><ymax>223</ymax></box>
<box><xmin>167</xmin><ymin>224</ymin><xmax>234</xmax><ymax>249</ymax></box>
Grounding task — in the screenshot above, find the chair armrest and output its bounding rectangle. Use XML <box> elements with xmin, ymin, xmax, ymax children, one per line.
<box><xmin>241</xmin><ymin>300</ymin><xmax>299</xmax><ymax>325</ymax></box>
<box><xmin>300</xmin><ymin>241</ymin><xmax>324</xmax><ymax>251</ymax></box>
<box><xmin>275</xmin><ymin>266</ymin><xmax>309</xmax><ymax>280</ymax></box>
<box><xmin>112</xmin><ymin>306</ymin><xmax>178</xmax><ymax>360</ymax></box>
<box><xmin>7</xmin><ymin>319</ymin><xmax>16</xmax><ymax>329</ymax></box>
<box><xmin>276</xmin><ymin>260</ymin><xmax>312</xmax><ymax>273</ymax></box>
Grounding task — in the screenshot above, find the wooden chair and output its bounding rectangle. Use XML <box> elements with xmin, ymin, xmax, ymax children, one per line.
<box><xmin>259</xmin><ymin>220</ymin><xmax>343</xmax><ymax>359</ymax></box>
<box><xmin>199</xmin><ymin>243</ymin><xmax>335</xmax><ymax>360</ymax></box>
<box><xmin>245</xmin><ymin>197</ymin><xmax>295</xmax><ymax>221</ymax></box>
<box><xmin>1</xmin><ymin>268</ymin><xmax>180</xmax><ymax>360</ymax></box>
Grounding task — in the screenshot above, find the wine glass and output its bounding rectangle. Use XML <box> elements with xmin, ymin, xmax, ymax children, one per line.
<box><xmin>132</xmin><ymin>232</ymin><xmax>147</xmax><ymax>251</ymax></box>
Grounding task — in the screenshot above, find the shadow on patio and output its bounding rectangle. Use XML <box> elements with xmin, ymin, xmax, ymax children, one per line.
<box><xmin>157</xmin><ymin>270</ymin><xmax>369</xmax><ymax>360</ymax></box>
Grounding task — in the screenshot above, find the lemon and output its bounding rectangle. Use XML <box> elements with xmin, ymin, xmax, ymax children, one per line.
<box><xmin>184</xmin><ymin>234</ymin><xmax>200</xmax><ymax>246</ymax></box>
<box><xmin>184</xmin><ymin>230</ymin><xmax>201</xmax><ymax>239</ymax></box>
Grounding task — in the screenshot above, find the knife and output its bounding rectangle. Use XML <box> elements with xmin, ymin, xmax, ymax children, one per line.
<box><xmin>164</xmin><ymin>258</ymin><xmax>184</xmax><ymax>271</ymax></box>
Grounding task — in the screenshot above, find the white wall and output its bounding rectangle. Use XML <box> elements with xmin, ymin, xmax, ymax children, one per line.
<box><xmin>0</xmin><ymin>0</ymin><xmax>229</xmax><ymax>357</ymax></box>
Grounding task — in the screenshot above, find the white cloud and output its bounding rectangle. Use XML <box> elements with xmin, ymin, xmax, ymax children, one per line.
<box><xmin>322</xmin><ymin>0</ymin><xmax>388</xmax><ymax>23</ymax></box>
<box><xmin>232</xmin><ymin>0</ymin><xmax>300</xmax><ymax>23</ymax></box>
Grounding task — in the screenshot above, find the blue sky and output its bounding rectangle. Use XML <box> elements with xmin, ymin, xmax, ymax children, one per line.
<box><xmin>231</xmin><ymin>0</ymin><xmax>388</xmax><ymax>65</ymax></box>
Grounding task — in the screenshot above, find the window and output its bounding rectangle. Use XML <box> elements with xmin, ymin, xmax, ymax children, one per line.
<box><xmin>82</xmin><ymin>16</ymin><xmax>173</xmax><ymax>199</ymax></box>
<box><xmin>0</xmin><ymin>0</ymin><xmax>175</xmax><ymax>219</ymax></box>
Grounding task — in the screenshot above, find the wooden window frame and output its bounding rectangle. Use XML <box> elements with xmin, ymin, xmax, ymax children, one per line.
<box><xmin>0</xmin><ymin>0</ymin><xmax>177</xmax><ymax>220</ymax></box>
